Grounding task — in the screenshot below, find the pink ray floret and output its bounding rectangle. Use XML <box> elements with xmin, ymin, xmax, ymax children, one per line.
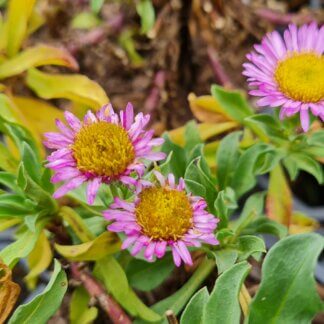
<box><xmin>44</xmin><ymin>103</ymin><xmax>165</xmax><ymax>204</ymax></box>
<box><xmin>103</xmin><ymin>171</ymin><xmax>219</xmax><ymax>267</ymax></box>
<box><xmin>243</xmin><ymin>23</ymin><xmax>324</xmax><ymax>131</ymax></box>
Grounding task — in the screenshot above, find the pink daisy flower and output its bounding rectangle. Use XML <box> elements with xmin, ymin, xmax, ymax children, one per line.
<box><xmin>104</xmin><ymin>171</ymin><xmax>219</xmax><ymax>266</ymax></box>
<box><xmin>44</xmin><ymin>103</ymin><xmax>165</xmax><ymax>204</ymax></box>
<box><xmin>243</xmin><ymin>23</ymin><xmax>324</xmax><ymax>131</ymax></box>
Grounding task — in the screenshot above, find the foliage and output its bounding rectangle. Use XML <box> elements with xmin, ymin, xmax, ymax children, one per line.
<box><xmin>0</xmin><ymin>1</ymin><xmax>323</xmax><ymax>323</ymax></box>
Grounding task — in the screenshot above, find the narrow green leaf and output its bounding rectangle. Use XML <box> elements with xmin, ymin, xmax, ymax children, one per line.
<box><xmin>214</xmin><ymin>188</ymin><xmax>237</xmax><ymax>229</ymax></box>
<box><xmin>184</xmin><ymin>121</ymin><xmax>202</xmax><ymax>152</ymax></box>
<box><xmin>70</xmin><ymin>287</ymin><xmax>98</xmax><ymax>324</ymax></box>
<box><xmin>203</xmin><ymin>261</ymin><xmax>251</xmax><ymax>324</ymax></box>
<box><xmin>9</xmin><ymin>260</ymin><xmax>68</xmax><ymax>324</ymax></box>
<box><xmin>216</xmin><ymin>131</ymin><xmax>241</xmax><ymax>189</ymax></box>
<box><xmin>236</xmin><ymin>235</ymin><xmax>266</xmax><ymax>261</ymax></box>
<box><xmin>136</xmin><ymin>0</ymin><xmax>155</xmax><ymax>35</ymax></box>
<box><xmin>180</xmin><ymin>287</ymin><xmax>209</xmax><ymax>324</ymax></box>
<box><xmin>90</xmin><ymin>0</ymin><xmax>105</xmax><ymax>14</ymax></box>
<box><xmin>95</xmin><ymin>256</ymin><xmax>161</xmax><ymax>322</ymax></box>
<box><xmin>248</xmin><ymin>233</ymin><xmax>324</xmax><ymax>324</ymax></box>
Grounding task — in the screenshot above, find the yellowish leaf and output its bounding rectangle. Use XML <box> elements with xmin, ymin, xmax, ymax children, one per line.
<box><xmin>0</xmin><ymin>93</ymin><xmax>45</xmax><ymax>157</ymax></box>
<box><xmin>25</xmin><ymin>230</ymin><xmax>53</xmax><ymax>290</ymax></box>
<box><xmin>12</xmin><ymin>96</ymin><xmax>64</xmax><ymax>135</ymax></box>
<box><xmin>266</xmin><ymin>164</ymin><xmax>292</xmax><ymax>227</ymax></box>
<box><xmin>55</xmin><ymin>231</ymin><xmax>121</xmax><ymax>261</ymax></box>
<box><xmin>59</xmin><ymin>206</ymin><xmax>95</xmax><ymax>243</ymax></box>
<box><xmin>3</xmin><ymin>0</ymin><xmax>37</xmax><ymax>56</ymax></box>
<box><xmin>169</xmin><ymin>122</ymin><xmax>238</xmax><ymax>147</ymax></box>
<box><xmin>188</xmin><ymin>93</ymin><xmax>233</xmax><ymax>123</ymax></box>
<box><xmin>0</xmin><ymin>45</ymin><xmax>78</xmax><ymax>79</ymax></box>
<box><xmin>0</xmin><ymin>218</ymin><xmax>21</xmax><ymax>232</ymax></box>
<box><xmin>204</xmin><ymin>140</ymin><xmax>220</xmax><ymax>169</ymax></box>
<box><xmin>0</xmin><ymin>260</ymin><xmax>20</xmax><ymax>323</ymax></box>
<box><xmin>70</xmin><ymin>287</ymin><xmax>98</xmax><ymax>324</ymax></box>
<box><xmin>289</xmin><ymin>212</ymin><xmax>320</xmax><ymax>235</ymax></box>
<box><xmin>27</xmin><ymin>6</ymin><xmax>45</xmax><ymax>35</ymax></box>
<box><xmin>26</xmin><ymin>68</ymin><xmax>109</xmax><ymax>109</ymax></box>
<box><xmin>0</xmin><ymin>142</ymin><xmax>18</xmax><ymax>172</ymax></box>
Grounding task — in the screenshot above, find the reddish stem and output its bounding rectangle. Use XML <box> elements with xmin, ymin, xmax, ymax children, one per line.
<box><xmin>70</xmin><ymin>263</ymin><xmax>132</xmax><ymax>324</ymax></box>
<box><xmin>255</xmin><ymin>8</ymin><xmax>314</xmax><ymax>25</ymax></box>
<box><xmin>144</xmin><ymin>70</ymin><xmax>166</xmax><ymax>113</ymax></box>
<box><xmin>207</xmin><ymin>47</ymin><xmax>233</xmax><ymax>88</ymax></box>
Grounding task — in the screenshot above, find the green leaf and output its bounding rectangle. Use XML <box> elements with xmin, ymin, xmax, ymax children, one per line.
<box><xmin>161</xmin><ymin>134</ymin><xmax>187</xmax><ymax>178</ymax></box>
<box><xmin>95</xmin><ymin>256</ymin><xmax>161</xmax><ymax>322</ymax></box>
<box><xmin>184</xmin><ymin>179</ymin><xmax>206</xmax><ymax>199</ymax></box>
<box><xmin>214</xmin><ymin>188</ymin><xmax>237</xmax><ymax>229</ymax></box>
<box><xmin>242</xmin><ymin>217</ymin><xmax>287</xmax><ymax>239</ymax></box>
<box><xmin>211</xmin><ymin>85</ymin><xmax>253</xmax><ymax>123</ymax></box>
<box><xmin>21</xmin><ymin>142</ymin><xmax>41</xmax><ymax>184</ymax></box>
<box><xmin>248</xmin><ymin>233</ymin><xmax>324</xmax><ymax>324</ymax></box>
<box><xmin>0</xmin><ymin>172</ymin><xmax>20</xmax><ymax>192</ymax></box>
<box><xmin>284</xmin><ymin>153</ymin><xmax>323</xmax><ymax>184</ymax></box>
<box><xmin>0</xmin><ymin>194</ymin><xmax>35</xmax><ymax>217</ymax></box>
<box><xmin>203</xmin><ymin>262</ymin><xmax>251</xmax><ymax>324</ymax></box>
<box><xmin>55</xmin><ymin>231</ymin><xmax>121</xmax><ymax>261</ymax></box>
<box><xmin>127</xmin><ymin>255</ymin><xmax>174</xmax><ymax>292</ymax></box>
<box><xmin>232</xmin><ymin>192</ymin><xmax>265</xmax><ymax>233</ymax></box>
<box><xmin>307</xmin><ymin>130</ymin><xmax>324</xmax><ymax>146</ymax></box>
<box><xmin>231</xmin><ymin>144</ymin><xmax>278</xmax><ymax>197</ymax></box>
<box><xmin>70</xmin><ymin>287</ymin><xmax>98</xmax><ymax>324</ymax></box>
<box><xmin>136</xmin><ymin>0</ymin><xmax>155</xmax><ymax>35</ymax></box>
<box><xmin>184</xmin><ymin>120</ymin><xmax>202</xmax><ymax>151</ymax></box>
<box><xmin>151</xmin><ymin>259</ymin><xmax>214</xmax><ymax>317</ymax></box>
<box><xmin>0</xmin><ymin>225</ymin><xmax>43</xmax><ymax>268</ymax></box>
<box><xmin>212</xmin><ymin>249</ymin><xmax>238</xmax><ymax>274</ymax></box>
<box><xmin>9</xmin><ymin>260</ymin><xmax>68</xmax><ymax>324</ymax></box>
<box><xmin>17</xmin><ymin>162</ymin><xmax>57</xmax><ymax>214</ymax></box>
<box><xmin>185</xmin><ymin>157</ymin><xmax>217</xmax><ymax>208</ymax></box>
<box><xmin>71</xmin><ymin>12</ymin><xmax>101</xmax><ymax>30</ymax></box>
<box><xmin>180</xmin><ymin>287</ymin><xmax>209</xmax><ymax>324</ymax></box>
<box><xmin>236</xmin><ymin>235</ymin><xmax>266</xmax><ymax>261</ymax></box>
<box><xmin>244</xmin><ymin>114</ymin><xmax>286</xmax><ymax>142</ymax></box>
<box><xmin>90</xmin><ymin>0</ymin><xmax>105</xmax><ymax>14</ymax></box>
<box><xmin>216</xmin><ymin>131</ymin><xmax>241</xmax><ymax>190</ymax></box>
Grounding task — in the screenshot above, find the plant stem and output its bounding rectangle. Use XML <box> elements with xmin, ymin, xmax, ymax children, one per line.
<box><xmin>166</xmin><ymin>310</ymin><xmax>179</xmax><ymax>324</ymax></box>
<box><xmin>70</xmin><ymin>263</ymin><xmax>132</xmax><ymax>324</ymax></box>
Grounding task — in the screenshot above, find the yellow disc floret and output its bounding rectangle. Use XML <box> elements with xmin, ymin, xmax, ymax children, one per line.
<box><xmin>135</xmin><ymin>187</ymin><xmax>193</xmax><ymax>241</ymax></box>
<box><xmin>274</xmin><ymin>52</ymin><xmax>324</xmax><ymax>103</ymax></box>
<box><xmin>72</xmin><ymin>121</ymin><xmax>135</xmax><ymax>177</ymax></box>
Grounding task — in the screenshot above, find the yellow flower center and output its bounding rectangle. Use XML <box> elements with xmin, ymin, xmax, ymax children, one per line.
<box><xmin>274</xmin><ymin>52</ymin><xmax>324</xmax><ymax>103</ymax></box>
<box><xmin>135</xmin><ymin>187</ymin><xmax>193</xmax><ymax>241</ymax></box>
<box><xmin>72</xmin><ymin>121</ymin><xmax>135</xmax><ymax>177</ymax></box>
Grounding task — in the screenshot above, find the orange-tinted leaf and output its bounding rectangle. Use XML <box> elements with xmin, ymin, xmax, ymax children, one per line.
<box><xmin>26</xmin><ymin>68</ymin><xmax>109</xmax><ymax>109</ymax></box>
<box><xmin>0</xmin><ymin>45</ymin><xmax>78</xmax><ymax>79</ymax></box>
<box><xmin>3</xmin><ymin>0</ymin><xmax>36</xmax><ymax>56</ymax></box>
<box><xmin>289</xmin><ymin>212</ymin><xmax>320</xmax><ymax>235</ymax></box>
<box><xmin>188</xmin><ymin>93</ymin><xmax>234</xmax><ymax>123</ymax></box>
<box><xmin>169</xmin><ymin>122</ymin><xmax>238</xmax><ymax>147</ymax></box>
<box><xmin>266</xmin><ymin>164</ymin><xmax>292</xmax><ymax>227</ymax></box>
<box><xmin>0</xmin><ymin>260</ymin><xmax>20</xmax><ymax>323</ymax></box>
